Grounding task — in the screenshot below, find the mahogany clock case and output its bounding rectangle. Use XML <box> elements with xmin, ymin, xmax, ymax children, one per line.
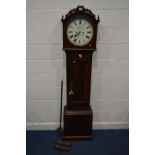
<box><xmin>61</xmin><ymin>6</ymin><xmax>100</xmax><ymax>140</ymax></box>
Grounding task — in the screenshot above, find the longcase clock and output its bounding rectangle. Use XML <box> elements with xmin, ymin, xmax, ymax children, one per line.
<box><xmin>61</xmin><ymin>5</ymin><xmax>100</xmax><ymax>140</ymax></box>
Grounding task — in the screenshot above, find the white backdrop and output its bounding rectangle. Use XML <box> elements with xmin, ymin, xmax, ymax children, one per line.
<box><xmin>26</xmin><ymin>0</ymin><xmax>129</xmax><ymax>130</ymax></box>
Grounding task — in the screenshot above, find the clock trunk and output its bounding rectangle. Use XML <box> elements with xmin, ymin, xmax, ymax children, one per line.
<box><xmin>63</xmin><ymin>51</ymin><xmax>93</xmax><ymax>140</ymax></box>
<box><xmin>66</xmin><ymin>51</ymin><xmax>92</xmax><ymax>110</ymax></box>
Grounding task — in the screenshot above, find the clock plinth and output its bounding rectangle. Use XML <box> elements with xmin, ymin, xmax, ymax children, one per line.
<box><xmin>61</xmin><ymin>6</ymin><xmax>99</xmax><ymax>140</ymax></box>
<box><xmin>63</xmin><ymin>106</ymin><xmax>93</xmax><ymax>141</ymax></box>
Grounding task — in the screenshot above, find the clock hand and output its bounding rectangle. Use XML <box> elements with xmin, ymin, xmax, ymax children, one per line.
<box><xmin>73</xmin><ymin>31</ymin><xmax>81</xmax><ymax>43</ymax></box>
<box><xmin>74</xmin><ymin>32</ymin><xmax>78</xmax><ymax>37</ymax></box>
<box><xmin>78</xmin><ymin>31</ymin><xmax>81</xmax><ymax>36</ymax></box>
<box><xmin>75</xmin><ymin>31</ymin><xmax>81</xmax><ymax>39</ymax></box>
<box><xmin>74</xmin><ymin>31</ymin><xmax>81</xmax><ymax>38</ymax></box>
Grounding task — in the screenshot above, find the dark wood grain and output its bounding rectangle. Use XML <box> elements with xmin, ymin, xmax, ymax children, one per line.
<box><xmin>63</xmin><ymin>106</ymin><xmax>93</xmax><ymax>140</ymax></box>
<box><xmin>61</xmin><ymin>6</ymin><xmax>99</xmax><ymax>140</ymax></box>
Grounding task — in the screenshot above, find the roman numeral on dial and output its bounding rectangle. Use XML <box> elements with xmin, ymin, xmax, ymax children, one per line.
<box><xmin>70</xmin><ymin>35</ymin><xmax>73</xmax><ymax>38</ymax></box>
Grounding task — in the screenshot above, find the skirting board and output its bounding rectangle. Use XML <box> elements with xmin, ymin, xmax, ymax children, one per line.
<box><xmin>26</xmin><ymin>121</ymin><xmax>129</xmax><ymax>130</ymax></box>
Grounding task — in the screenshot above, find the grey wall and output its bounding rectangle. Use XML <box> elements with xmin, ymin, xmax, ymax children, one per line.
<box><xmin>26</xmin><ymin>0</ymin><xmax>129</xmax><ymax>130</ymax></box>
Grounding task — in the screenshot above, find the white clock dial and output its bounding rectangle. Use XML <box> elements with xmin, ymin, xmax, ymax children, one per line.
<box><xmin>67</xmin><ymin>19</ymin><xmax>93</xmax><ymax>46</ymax></box>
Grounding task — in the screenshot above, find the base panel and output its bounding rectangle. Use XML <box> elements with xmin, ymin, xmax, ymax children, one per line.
<box><xmin>63</xmin><ymin>106</ymin><xmax>93</xmax><ymax>140</ymax></box>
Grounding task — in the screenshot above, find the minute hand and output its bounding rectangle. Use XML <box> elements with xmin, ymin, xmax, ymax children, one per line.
<box><xmin>75</xmin><ymin>32</ymin><xmax>81</xmax><ymax>39</ymax></box>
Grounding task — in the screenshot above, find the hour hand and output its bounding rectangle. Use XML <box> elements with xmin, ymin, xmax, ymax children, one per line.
<box><xmin>74</xmin><ymin>32</ymin><xmax>78</xmax><ymax>37</ymax></box>
<box><xmin>74</xmin><ymin>31</ymin><xmax>81</xmax><ymax>38</ymax></box>
<box><xmin>78</xmin><ymin>31</ymin><xmax>81</xmax><ymax>36</ymax></box>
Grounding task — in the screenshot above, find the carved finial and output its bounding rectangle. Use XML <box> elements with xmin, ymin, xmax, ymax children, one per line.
<box><xmin>97</xmin><ymin>15</ymin><xmax>100</xmax><ymax>20</ymax></box>
<box><xmin>78</xmin><ymin>5</ymin><xmax>84</xmax><ymax>11</ymax></box>
<box><xmin>61</xmin><ymin>14</ymin><xmax>64</xmax><ymax>22</ymax></box>
<box><xmin>97</xmin><ymin>15</ymin><xmax>100</xmax><ymax>23</ymax></box>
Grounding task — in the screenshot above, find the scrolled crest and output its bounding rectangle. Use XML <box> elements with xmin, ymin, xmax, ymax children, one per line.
<box><xmin>61</xmin><ymin>5</ymin><xmax>99</xmax><ymax>23</ymax></box>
